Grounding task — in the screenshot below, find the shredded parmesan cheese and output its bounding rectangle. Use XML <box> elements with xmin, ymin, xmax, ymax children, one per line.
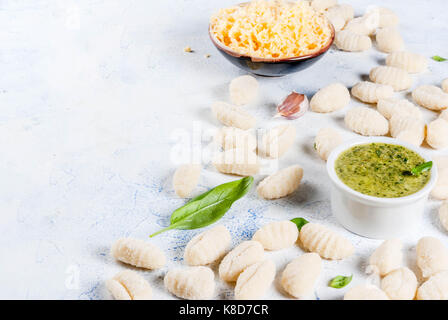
<box><xmin>210</xmin><ymin>0</ymin><xmax>332</xmax><ymax>59</ymax></box>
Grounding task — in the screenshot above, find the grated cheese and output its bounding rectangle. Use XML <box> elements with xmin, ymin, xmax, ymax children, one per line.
<box><xmin>210</xmin><ymin>0</ymin><xmax>332</xmax><ymax>59</ymax></box>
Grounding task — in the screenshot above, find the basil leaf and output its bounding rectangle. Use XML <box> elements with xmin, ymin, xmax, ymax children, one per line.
<box><xmin>432</xmin><ymin>55</ymin><xmax>447</xmax><ymax>62</ymax></box>
<box><xmin>150</xmin><ymin>176</ymin><xmax>253</xmax><ymax>237</ymax></box>
<box><xmin>412</xmin><ymin>161</ymin><xmax>433</xmax><ymax>176</ymax></box>
<box><xmin>329</xmin><ymin>275</ymin><xmax>352</xmax><ymax>288</ymax></box>
<box><xmin>291</xmin><ymin>217</ymin><xmax>309</xmax><ymax>231</ymax></box>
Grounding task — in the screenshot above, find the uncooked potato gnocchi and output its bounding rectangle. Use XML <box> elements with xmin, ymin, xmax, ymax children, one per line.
<box><xmin>366</xmin><ymin>7</ymin><xmax>399</xmax><ymax>28</ymax></box>
<box><xmin>334</xmin><ymin>30</ymin><xmax>372</xmax><ymax>52</ymax></box>
<box><xmin>375</xmin><ymin>27</ymin><xmax>404</xmax><ymax>53</ymax></box>
<box><xmin>310</xmin><ymin>0</ymin><xmax>336</xmax><ymax>12</ymax></box>
<box><xmin>107</xmin><ymin>270</ymin><xmax>152</xmax><ymax>300</ymax></box>
<box><xmin>164</xmin><ymin>266</ymin><xmax>215</xmax><ymax>300</ymax></box>
<box><xmin>351</xmin><ymin>81</ymin><xmax>394</xmax><ymax>104</ymax></box>
<box><xmin>344</xmin><ymin>107</ymin><xmax>389</xmax><ymax>136</ymax></box>
<box><xmin>211</xmin><ymin>101</ymin><xmax>256</xmax><ymax>129</ymax></box>
<box><xmin>369</xmin><ymin>66</ymin><xmax>412</xmax><ymax>91</ymax></box>
<box><xmin>310</xmin><ymin>83</ymin><xmax>350</xmax><ymax>113</ymax></box>
<box><xmin>344</xmin><ymin>285</ymin><xmax>389</xmax><ymax>300</ymax></box>
<box><xmin>214</xmin><ymin>126</ymin><xmax>257</xmax><ymax>151</ymax></box>
<box><xmin>386</xmin><ymin>51</ymin><xmax>427</xmax><ymax>73</ymax></box>
<box><xmin>417</xmin><ymin>270</ymin><xmax>448</xmax><ymax>300</ymax></box>
<box><xmin>367</xmin><ymin>239</ymin><xmax>403</xmax><ymax>276</ymax></box>
<box><xmin>412</xmin><ymin>85</ymin><xmax>448</xmax><ymax>111</ymax></box>
<box><xmin>440</xmin><ymin>109</ymin><xmax>448</xmax><ymax>122</ymax></box>
<box><xmin>252</xmin><ymin>220</ymin><xmax>299</xmax><ymax>250</ymax></box>
<box><xmin>299</xmin><ymin>223</ymin><xmax>354</xmax><ymax>260</ymax></box>
<box><xmin>432</xmin><ymin>168</ymin><xmax>448</xmax><ymax>200</ymax></box>
<box><xmin>396</xmin><ymin>130</ymin><xmax>424</xmax><ymax>147</ymax></box>
<box><xmin>381</xmin><ymin>267</ymin><xmax>418</xmax><ymax>300</ymax></box>
<box><xmin>111</xmin><ymin>238</ymin><xmax>166</xmax><ymax>270</ymax></box>
<box><xmin>234</xmin><ymin>260</ymin><xmax>276</xmax><ymax>300</ymax></box>
<box><xmin>219</xmin><ymin>240</ymin><xmax>265</xmax><ymax>282</ymax></box>
<box><xmin>324</xmin><ymin>9</ymin><xmax>345</xmax><ymax>32</ymax></box>
<box><xmin>314</xmin><ymin>127</ymin><xmax>343</xmax><ymax>161</ymax></box>
<box><xmin>173</xmin><ymin>164</ymin><xmax>201</xmax><ymax>198</ymax></box>
<box><xmin>440</xmin><ymin>201</ymin><xmax>448</xmax><ymax>232</ymax></box>
<box><xmin>426</xmin><ymin>118</ymin><xmax>448</xmax><ymax>150</ymax></box>
<box><xmin>327</xmin><ymin>4</ymin><xmax>354</xmax><ymax>23</ymax></box>
<box><xmin>258</xmin><ymin>125</ymin><xmax>296</xmax><ymax>158</ymax></box>
<box><xmin>343</xmin><ymin>17</ymin><xmax>376</xmax><ymax>36</ymax></box>
<box><xmin>184</xmin><ymin>225</ymin><xmax>231</xmax><ymax>266</ymax></box>
<box><xmin>213</xmin><ymin>147</ymin><xmax>260</xmax><ymax>176</ymax></box>
<box><xmin>281</xmin><ymin>253</ymin><xmax>322</xmax><ymax>299</ymax></box>
<box><xmin>376</xmin><ymin>98</ymin><xmax>423</xmax><ymax>120</ymax></box>
<box><xmin>229</xmin><ymin>75</ymin><xmax>259</xmax><ymax>106</ymax></box>
<box><xmin>416</xmin><ymin>236</ymin><xmax>448</xmax><ymax>278</ymax></box>
<box><xmin>257</xmin><ymin>165</ymin><xmax>303</xmax><ymax>200</ymax></box>
<box><xmin>389</xmin><ymin>115</ymin><xmax>425</xmax><ymax>147</ymax></box>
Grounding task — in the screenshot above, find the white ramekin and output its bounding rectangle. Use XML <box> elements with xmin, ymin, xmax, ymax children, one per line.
<box><xmin>327</xmin><ymin>137</ymin><xmax>438</xmax><ymax>239</ymax></box>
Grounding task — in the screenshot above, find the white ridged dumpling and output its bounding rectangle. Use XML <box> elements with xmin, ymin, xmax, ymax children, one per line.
<box><xmin>343</xmin><ymin>17</ymin><xmax>377</xmax><ymax>36</ymax></box>
<box><xmin>252</xmin><ymin>220</ymin><xmax>299</xmax><ymax>250</ymax></box>
<box><xmin>417</xmin><ymin>237</ymin><xmax>448</xmax><ymax>278</ymax></box>
<box><xmin>417</xmin><ymin>270</ymin><xmax>448</xmax><ymax>300</ymax></box>
<box><xmin>107</xmin><ymin>270</ymin><xmax>152</xmax><ymax>300</ymax></box>
<box><xmin>314</xmin><ymin>127</ymin><xmax>343</xmax><ymax>161</ymax></box>
<box><xmin>310</xmin><ymin>83</ymin><xmax>350</xmax><ymax>113</ymax></box>
<box><xmin>369</xmin><ymin>66</ymin><xmax>412</xmax><ymax>91</ymax></box>
<box><xmin>396</xmin><ymin>130</ymin><xmax>424</xmax><ymax>147</ymax></box>
<box><xmin>367</xmin><ymin>239</ymin><xmax>403</xmax><ymax>276</ymax></box>
<box><xmin>229</xmin><ymin>75</ymin><xmax>259</xmax><ymax>106</ymax></box>
<box><xmin>376</xmin><ymin>27</ymin><xmax>404</xmax><ymax>53</ymax></box>
<box><xmin>234</xmin><ymin>260</ymin><xmax>276</xmax><ymax>300</ymax></box>
<box><xmin>389</xmin><ymin>115</ymin><xmax>425</xmax><ymax>146</ymax></box>
<box><xmin>164</xmin><ymin>266</ymin><xmax>215</xmax><ymax>300</ymax></box>
<box><xmin>335</xmin><ymin>30</ymin><xmax>372</xmax><ymax>52</ymax></box>
<box><xmin>311</xmin><ymin>0</ymin><xmax>337</xmax><ymax>12</ymax></box>
<box><xmin>211</xmin><ymin>101</ymin><xmax>256</xmax><ymax>129</ymax></box>
<box><xmin>412</xmin><ymin>85</ymin><xmax>448</xmax><ymax>111</ymax></box>
<box><xmin>258</xmin><ymin>125</ymin><xmax>296</xmax><ymax>158</ymax></box>
<box><xmin>184</xmin><ymin>225</ymin><xmax>231</xmax><ymax>266</ymax></box>
<box><xmin>214</xmin><ymin>126</ymin><xmax>257</xmax><ymax>151</ymax></box>
<box><xmin>219</xmin><ymin>241</ymin><xmax>264</xmax><ymax>282</ymax></box>
<box><xmin>427</xmin><ymin>119</ymin><xmax>448</xmax><ymax>150</ymax></box>
<box><xmin>344</xmin><ymin>107</ymin><xmax>389</xmax><ymax>136</ymax></box>
<box><xmin>351</xmin><ymin>81</ymin><xmax>394</xmax><ymax>104</ymax></box>
<box><xmin>344</xmin><ymin>285</ymin><xmax>389</xmax><ymax>300</ymax></box>
<box><xmin>213</xmin><ymin>148</ymin><xmax>260</xmax><ymax>176</ymax></box>
<box><xmin>299</xmin><ymin>223</ymin><xmax>354</xmax><ymax>260</ymax></box>
<box><xmin>173</xmin><ymin>164</ymin><xmax>201</xmax><ymax>198</ymax></box>
<box><xmin>281</xmin><ymin>253</ymin><xmax>322</xmax><ymax>299</ymax></box>
<box><xmin>376</xmin><ymin>98</ymin><xmax>423</xmax><ymax>120</ymax></box>
<box><xmin>381</xmin><ymin>267</ymin><xmax>418</xmax><ymax>300</ymax></box>
<box><xmin>111</xmin><ymin>238</ymin><xmax>166</xmax><ymax>270</ymax></box>
<box><xmin>386</xmin><ymin>51</ymin><xmax>427</xmax><ymax>73</ymax></box>
<box><xmin>257</xmin><ymin>165</ymin><xmax>303</xmax><ymax>200</ymax></box>
<box><xmin>326</xmin><ymin>4</ymin><xmax>354</xmax><ymax>23</ymax></box>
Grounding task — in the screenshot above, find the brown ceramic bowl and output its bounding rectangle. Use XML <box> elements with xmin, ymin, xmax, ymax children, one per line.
<box><xmin>209</xmin><ymin>14</ymin><xmax>335</xmax><ymax>77</ymax></box>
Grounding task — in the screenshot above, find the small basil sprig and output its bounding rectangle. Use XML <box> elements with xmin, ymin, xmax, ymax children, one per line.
<box><xmin>291</xmin><ymin>217</ymin><xmax>309</xmax><ymax>231</ymax></box>
<box><xmin>432</xmin><ymin>55</ymin><xmax>447</xmax><ymax>62</ymax></box>
<box><xmin>403</xmin><ymin>161</ymin><xmax>433</xmax><ymax>176</ymax></box>
<box><xmin>150</xmin><ymin>176</ymin><xmax>253</xmax><ymax>237</ymax></box>
<box><xmin>329</xmin><ymin>275</ymin><xmax>353</xmax><ymax>289</ymax></box>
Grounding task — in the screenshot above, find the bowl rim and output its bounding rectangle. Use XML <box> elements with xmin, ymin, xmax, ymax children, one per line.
<box><xmin>208</xmin><ymin>3</ymin><xmax>335</xmax><ymax>63</ymax></box>
<box><xmin>326</xmin><ymin>137</ymin><xmax>438</xmax><ymax>205</ymax></box>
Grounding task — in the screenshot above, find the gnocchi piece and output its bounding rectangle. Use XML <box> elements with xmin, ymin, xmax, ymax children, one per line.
<box><xmin>212</xmin><ymin>147</ymin><xmax>260</xmax><ymax>176</ymax></box>
<box><xmin>326</xmin><ymin>4</ymin><xmax>354</xmax><ymax>23</ymax></box>
<box><xmin>365</xmin><ymin>7</ymin><xmax>399</xmax><ymax>28</ymax></box>
<box><xmin>416</xmin><ymin>270</ymin><xmax>448</xmax><ymax>300</ymax></box>
<box><xmin>344</xmin><ymin>285</ymin><xmax>389</xmax><ymax>300</ymax></box>
<box><xmin>311</xmin><ymin>0</ymin><xmax>337</xmax><ymax>12</ymax></box>
<box><xmin>432</xmin><ymin>168</ymin><xmax>448</xmax><ymax>200</ymax></box>
<box><xmin>351</xmin><ymin>81</ymin><xmax>394</xmax><ymax>104</ymax></box>
<box><xmin>426</xmin><ymin>118</ymin><xmax>448</xmax><ymax>150</ymax></box>
<box><xmin>310</xmin><ymin>83</ymin><xmax>351</xmax><ymax>113</ymax></box>
<box><xmin>111</xmin><ymin>238</ymin><xmax>166</xmax><ymax>270</ymax></box>
<box><xmin>412</xmin><ymin>85</ymin><xmax>448</xmax><ymax>111</ymax></box>
<box><xmin>107</xmin><ymin>271</ymin><xmax>152</xmax><ymax>300</ymax></box>
<box><xmin>417</xmin><ymin>236</ymin><xmax>448</xmax><ymax>278</ymax></box>
<box><xmin>234</xmin><ymin>260</ymin><xmax>276</xmax><ymax>300</ymax></box>
<box><xmin>334</xmin><ymin>30</ymin><xmax>372</xmax><ymax>52</ymax></box>
<box><xmin>252</xmin><ymin>220</ymin><xmax>299</xmax><ymax>250</ymax></box>
<box><xmin>173</xmin><ymin>164</ymin><xmax>201</xmax><ymax>198</ymax></box>
<box><xmin>440</xmin><ymin>109</ymin><xmax>448</xmax><ymax>122</ymax></box>
<box><xmin>324</xmin><ymin>9</ymin><xmax>345</xmax><ymax>32</ymax></box>
<box><xmin>386</xmin><ymin>51</ymin><xmax>428</xmax><ymax>73</ymax></box>
<box><xmin>219</xmin><ymin>240</ymin><xmax>265</xmax><ymax>282</ymax></box>
<box><xmin>229</xmin><ymin>75</ymin><xmax>259</xmax><ymax>106</ymax></box>
<box><xmin>184</xmin><ymin>225</ymin><xmax>231</xmax><ymax>266</ymax></box>
<box><xmin>369</xmin><ymin>66</ymin><xmax>412</xmax><ymax>92</ymax></box>
<box><xmin>299</xmin><ymin>223</ymin><xmax>354</xmax><ymax>260</ymax></box>
<box><xmin>440</xmin><ymin>202</ymin><xmax>448</xmax><ymax>232</ymax></box>
<box><xmin>343</xmin><ymin>17</ymin><xmax>377</xmax><ymax>36</ymax></box>
<box><xmin>381</xmin><ymin>267</ymin><xmax>418</xmax><ymax>300</ymax></box>
<box><xmin>211</xmin><ymin>101</ymin><xmax>256</xmax><ymax>130</ymax></box>
<box><xmin>214</xmin><ymin>126</ymin><xmax>257</xmax><ymax>151</ymax></box>
<box><xmin>442</xmin><ymin>79</ymin><xmax>448</xmax><ymax>93</ymax></box>
<box><xmin>257</xmin><ymin>165</ymin><xmax>303</xmax><ymax>200</ymax></box>
<box><xmin>389</xmin><ymin>115</ymin><xmax>425</xmax><ymax>146</ymax></box>
<box><xmin>375</xmin><ymin>28</ymin><xmax>404</xmax><ymax>53</ymax></box>
<box><xmin>344</xmin><ymin>107</ymin><xmax>389</xmax><ymax>136</ymax></box>
<box><xmin>367</xmin><ymin>239</ymin><xmax>403</xmax><ymax>276</ymax></box>
<box><xmin>314</xmin><ymin>127</ymin><xmax>343</xmax><ymax>161</ymax></box>
<box><xmin>396</xmin><ymin>130</ymin><xmax>425</xmax><ymax>147</ymax></box>
<box><xmin>257</xmin><ymin>125</ymin><xmax>296</xmax><ymax>158</ymax></box>
<box><xmin>281</xmin><ymin>253</ymin><xmax>322</xmax><ymax>299</ymax></box>
<box><xmin>164</xmin><ymin>266</ymin><xmax>215</xmax><ymax>300</ymax></box>
<box><xmin>376</xmin><ymin>98</ymin><xmax>423</xmax><ymax>120</ymax></box>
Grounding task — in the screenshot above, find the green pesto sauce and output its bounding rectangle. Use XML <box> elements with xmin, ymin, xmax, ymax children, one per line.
<box><xmin>335</xmin><ymin>143</ymin><xmax>431</xmax><ymax>198</ymax></box>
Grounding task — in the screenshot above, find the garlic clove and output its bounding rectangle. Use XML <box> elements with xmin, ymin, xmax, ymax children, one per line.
<box><xmin>276</xmin><ymin>92</ymin><xmax>309</xmax><ymax>119</ymax></box>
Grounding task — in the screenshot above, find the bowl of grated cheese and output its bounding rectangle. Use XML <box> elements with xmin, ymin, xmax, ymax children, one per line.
<box><xmin>209</xmin><ymin>0</ymin><xmax>335</xmax><ymax>77</ymax></box>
